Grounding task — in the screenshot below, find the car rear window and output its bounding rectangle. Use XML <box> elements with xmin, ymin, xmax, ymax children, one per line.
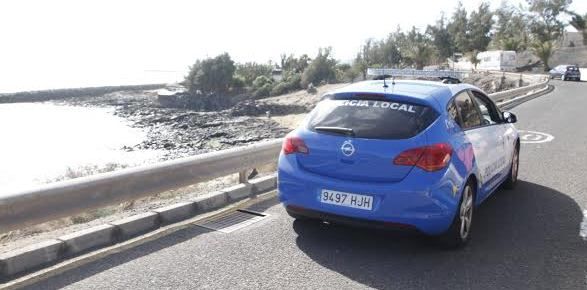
<box><xmin>567</xmin><ymin>66</ymin><xmax>579</xmax><ymax>71</ymax></box>
<box><xmin>307</xmin><ymin>99</ymin><xmax>438</xmax><ymax>139</ymax></box>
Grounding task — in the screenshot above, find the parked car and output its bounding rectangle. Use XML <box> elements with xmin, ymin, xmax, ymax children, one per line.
<box><xmin>278</xmin><ymin>72</ymin><xmax>520</xmax><ymax>248</ymax></box>
<box><xmin>549</xmin><ymin>65</ymin><xmax>581</xmax><ymax>81</ymax></box>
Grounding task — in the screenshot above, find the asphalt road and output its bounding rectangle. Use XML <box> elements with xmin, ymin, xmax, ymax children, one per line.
<box><xmin>28</xmin><ymin>80</ymin><xmax>587</xmax><ymax>290</ymax></box>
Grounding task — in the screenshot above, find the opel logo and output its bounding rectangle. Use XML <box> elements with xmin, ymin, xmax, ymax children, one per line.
<box><xmin>341</xmin><ymin>140</ymin><xmax>355</xmax><ymax>157</ymax></box>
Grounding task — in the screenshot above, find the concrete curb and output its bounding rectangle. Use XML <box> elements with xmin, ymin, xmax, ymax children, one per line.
<box><xmin>0</xmin><ymin>174</ymin><xmax>277</xmax><ymax>282</ymax></box>
<box><xmin>0</xmin><ymin>240</ymin><xmax>63</xmax><ymax>279</ymax></box>
<box><xmin>1</xmin><ymin>190</ymin><xmax>278</xmax><ymax>290</ymax></box>
<box><xmin>153</xmin><ymin>202</ymin><xmax>195</xmax><ymax>224</ymax></box>
<box><xmin>109</xmin><ymin>212</ymin><xmax>160</xmax><ymax>240</ymax></box>
<box><xmin>59</xmin><ymin>224</ymin><xmax>116</xmax><ymax>257</ymax></box>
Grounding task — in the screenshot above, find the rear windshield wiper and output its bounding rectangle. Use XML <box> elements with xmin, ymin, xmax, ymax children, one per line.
<box><xmin>314</xmin><ymin>126</ymin><xmax>355</xmax><ymax>136</ymax></box>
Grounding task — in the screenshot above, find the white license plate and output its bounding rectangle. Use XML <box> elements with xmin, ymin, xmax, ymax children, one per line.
<box><xmin>320</xmin><ymin>189</ymin><xmax>373</xmax><ymax>210</ymax></box>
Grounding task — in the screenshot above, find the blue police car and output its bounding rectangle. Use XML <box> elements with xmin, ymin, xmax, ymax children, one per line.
<box><xmin>277</xmin><ymin>69</ymin><xmax>519</xmax><ymax>248</ymax></box>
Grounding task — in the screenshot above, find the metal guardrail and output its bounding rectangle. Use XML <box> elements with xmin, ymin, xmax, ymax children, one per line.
<box><xmin>0</xmin><ymin>139</ymin><xmax>282</xmax><ymax>233</ymax></box>
<box><xmin>488</xmin><ymin>78</ymin><xmax>549</xmax><ymax>103</ymax></box>
<box><xmin>0</xmin><ymin>75</ymin><xmax>550</xmax><ymax>234</ymax></box>
<box><xmin>367</xmin><ymin>68</ymin><xmax>467</xmax><ymax>79</ymax></box>
<box><xmin>499</xmin><ymin>71</ymin><xmax>546</xmax><ymax>84</ymax></box>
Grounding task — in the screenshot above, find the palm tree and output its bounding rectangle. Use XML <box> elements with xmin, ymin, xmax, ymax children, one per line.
<box><xmin>531</xmin><ymin>40</ymin><xmax>556</xmax><ymax>71</ymax></box>
<box><xmin>468</xmin><ymin>50</ymin><xmax>480</xmax><ymax>70</ymax></box>
<box><xmin>409</xmin><ymin>44</ymin><xmax>435</xmax><ymax>70</ymax></box>
<box><xmin>405</xmin><ymin>27</ymin><xmax>434</xmax><ymax>70</ymax></box>
<box><xmin>500</xmin><ymin>38</ymin><xmax>526</xmax><ymax>53</ymax></box>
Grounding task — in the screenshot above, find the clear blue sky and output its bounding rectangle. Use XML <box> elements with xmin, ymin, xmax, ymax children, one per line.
<box><xmin>0</xmin><ymin>0</ymin><xmax>585</xmax><ymax>92</ymax></box>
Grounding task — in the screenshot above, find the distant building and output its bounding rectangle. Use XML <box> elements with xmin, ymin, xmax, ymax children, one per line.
<box><xmin>562</xmin><ymin>31</ymin><xmax>585</xmax><ymax>48</ymax></box>
<box><xmin>271</xmin><ymin>68</ymin><xmax>283</xmax><ymax>82</ymax></box>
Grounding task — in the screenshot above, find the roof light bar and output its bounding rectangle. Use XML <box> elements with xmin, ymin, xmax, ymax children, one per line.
<box><xmin>367</xmin><ymin>68</ymin><xmax>467</xmax><ymax>80</ymax></box>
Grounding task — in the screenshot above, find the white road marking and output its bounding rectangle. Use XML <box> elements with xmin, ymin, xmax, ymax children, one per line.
<box><xmin>580</xmin><ymin>210</ymin><xmax>587</xmax><ymax>241</ymax></box>
<box><xmin>518</xmin><ymin>130</ymin><xmax>555</xmax><ymax>144</ymax></box>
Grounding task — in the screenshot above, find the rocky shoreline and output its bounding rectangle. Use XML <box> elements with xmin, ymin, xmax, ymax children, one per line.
<box><xmin>52</xmin><ymin>89</ymin><xmax>294</xmax><ymax>160</ymax></box>
<box><xmin>50</xmin><ymin>73</ymin><xmax>526</xmax><ymax>161</ymax></box>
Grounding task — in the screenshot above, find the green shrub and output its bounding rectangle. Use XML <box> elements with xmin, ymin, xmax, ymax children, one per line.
<box><xmin>283</xmin><ymin>72</ymin><xmax>302</xmax><ymax>90</ymax></box>
<box><xmin>236</xmin><ymin>63</ymin><xmax>273</xmax><ymax>86</ymax></box>
<box><xmin>302</xmin><ymin>48</ymin><xmax>338</xmax><ymax>88</ymax></box>
<box><xmin>252</xmin><ymin>75</ymin><xmax>273</xmax><ymax>89</ymax></box>
<box><xmin>335</xmin><ymin>63</ymin><xmax>352</xmax><ymax>82</ymax></box>
<box><xmin>231</xmin><ymin>76</ymin><xmax>246</xmax><ymax>90</ymax></box>
<box><xmin>184</xmin><ymin>53</ymin><xmax>236</xmax><ymax>94</ymax></box>
<box><xmin>280</xmin><ymin>54</ymin><xmax>311</xmax><ymax>73</ymax></box>
<box><xmin>270</xmin><ymin>82</ymin><xmax>289</xmax><ymax>96</ymax></box>
<box><xmin>253</xmin><ymin>83</ymin><xmax>273</xmax><ymax>98</ymax></box>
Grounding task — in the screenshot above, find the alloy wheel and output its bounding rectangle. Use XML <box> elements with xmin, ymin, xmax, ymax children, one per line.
<box><xmin>512</xmin><ymin>149</ymin><xmax>519</xmax><ymax>182</ymax></box>
<box><xmin>459</xmin><ymin>186</ymin><xmax>474</xmax><ymax>240</ymax></box>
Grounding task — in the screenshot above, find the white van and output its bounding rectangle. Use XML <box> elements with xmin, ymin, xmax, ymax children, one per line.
<box><xmin>477</xmin><ymin>51</ymin><xmax>517</xmax><ymax>72</ymax></box>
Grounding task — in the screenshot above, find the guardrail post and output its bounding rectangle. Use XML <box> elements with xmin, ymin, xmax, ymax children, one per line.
<box><xmin>238</xmin><ymin>170</ymin><xmax>248</xmax><ymax>183</ymax></box>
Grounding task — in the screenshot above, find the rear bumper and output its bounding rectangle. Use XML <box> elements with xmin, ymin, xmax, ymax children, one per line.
<box><xmin>565</xmin><ymin>73</ymin><xmax>581</xmax><ymax>79</ymax></box>
<box><xmin>278</xmin><ymin>154</ymin><xmax>463</xmax><ymax>235</ymax></box>
<box><xmin>286</xmin><ymin>205</ymin><xmax>420</xmax><ymax>233</ymax></box>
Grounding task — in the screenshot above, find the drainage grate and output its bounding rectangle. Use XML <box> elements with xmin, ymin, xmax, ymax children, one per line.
<box><xmin>195</xmin><ymin>209</ymin><xmax>267</xmax><ymax>233</ymax></box>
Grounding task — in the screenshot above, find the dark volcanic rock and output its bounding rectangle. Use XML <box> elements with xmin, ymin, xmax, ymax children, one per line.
<box><xmin>157</xmin><ymin>91</ymin><xmax>248</xmax><ymax>112</ymax></box>
<box><xmin>229</xmin><ymin>100</ymin><xmax>309</xmax><ymax>117</ymax></box>
<box><xmin>122</xmin><ymin>106</ymin><xmax>289</xmax><ymax>159</ymax></box>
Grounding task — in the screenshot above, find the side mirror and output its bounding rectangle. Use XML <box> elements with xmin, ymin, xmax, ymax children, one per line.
<box><xmin>503</xmin><ymin>111</ymin><xmax>517</xmax><ymax>123</ymax></box>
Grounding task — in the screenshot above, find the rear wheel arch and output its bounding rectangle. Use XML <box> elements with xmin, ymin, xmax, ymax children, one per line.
<box><xmin>467</xmin><ymin>174</ymin><xmax>479</xmax><ymax>203</ymax></box>
<box><xmin>438</xmin><ymin>175</ymin><xmax>477</xmax><ymax>248</ymax></box>
<box><xmin>513</xmin><ymin>137</ymin><xmax>520</xmax><ymax>160</ymax></box>
<box><xmin>502</xmin><ymin>140</ymin><xmax>520</xmax><ymax>190</ymax></box>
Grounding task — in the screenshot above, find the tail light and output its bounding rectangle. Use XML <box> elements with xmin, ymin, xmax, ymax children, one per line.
<box><xmin>393</xmin><ymin>143</ymin><xmax>452</xmax><ymax>171</ymax></box>
<box><xmin>282</xmin><ymin>136</ymin><xmax>309</xmax><ymax>155</ymax></box>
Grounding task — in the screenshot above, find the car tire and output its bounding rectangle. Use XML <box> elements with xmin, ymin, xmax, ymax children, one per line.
<box><xmin>438</xmin><ymin>181</ymin><xmax>475</xmax><ymax>249</ymax></box>
<box><xmin>503</xmin><ymin>145</ymin><xmax>519</xmax><ymax>190</ymax></box>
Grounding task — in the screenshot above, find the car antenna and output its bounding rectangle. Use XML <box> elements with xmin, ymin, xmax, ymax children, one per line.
<box><xmin>382</xmin><ymin>66</ymin><xmax>395</xmax><ymax>88</ymax></box>
<box><xmin>382</xmin><ymin>67</ymin><xmax>388</xmax><ymax>88</ymax></box>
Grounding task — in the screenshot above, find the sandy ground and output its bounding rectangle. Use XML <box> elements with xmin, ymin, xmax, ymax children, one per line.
<box><xmin>270</xmin><ymin>114</ymin><xmax>307</xmax><ymax>130</ymax></box>
<box><xmin>259</xmin><ymin>83</ymin><xmax>348</xmax><ymax>107</ymax></box>
<box><xmin>259</xmin><ymin>83</ymin><xmax>348</xmax><ymax>130</ymax></box>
